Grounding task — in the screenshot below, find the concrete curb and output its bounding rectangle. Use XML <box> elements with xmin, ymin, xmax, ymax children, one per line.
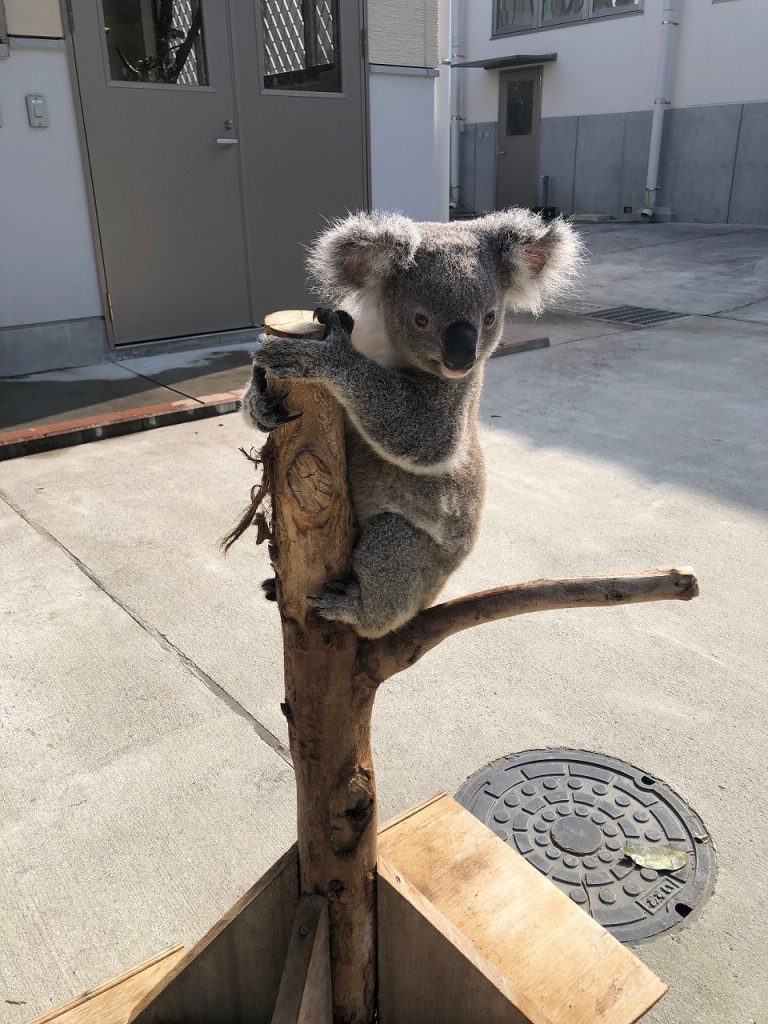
<box><xmin>0</xmin><ymin>391</ymin><xmax>242</xmax><ymax>462</ymax></box>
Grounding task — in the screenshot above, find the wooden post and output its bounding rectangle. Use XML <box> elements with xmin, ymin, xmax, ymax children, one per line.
<box><xmin>263</xmin><ymin>314</ymin><xmax>377</xmax><ymax>1024</ymax></box>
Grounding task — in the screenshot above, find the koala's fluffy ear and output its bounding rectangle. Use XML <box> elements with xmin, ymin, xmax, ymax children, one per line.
<box><xmin>471</xmin><ymin>208</ymin><xmax>583</xmax><ymax>314</ymax></box>
<box><xmin>307</xmin><ymin>212</ymin><xmax>420</xmax><ymax>300</ymax></box>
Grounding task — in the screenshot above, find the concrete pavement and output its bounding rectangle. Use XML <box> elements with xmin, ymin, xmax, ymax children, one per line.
<box><xmin>1</xmin><ymin>223</ymin><xmax>767</xmax><ymax>1023</ymax></box>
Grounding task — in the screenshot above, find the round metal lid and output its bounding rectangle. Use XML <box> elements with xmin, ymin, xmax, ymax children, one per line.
<box><xmin>456</xmin><ymin>748</ymin><xmax>716</xmax><ymax>944</ymax></box>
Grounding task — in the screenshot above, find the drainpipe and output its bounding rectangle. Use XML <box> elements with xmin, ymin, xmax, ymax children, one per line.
<box><xmin>449</xmin><ymin>0</ymin><xmax>464</xmax><ymax>208</ymax></box>
<box><xmin>641</xmin><ymin>0</ymin><xmax>679</xmax><ymax>220</ymax></box>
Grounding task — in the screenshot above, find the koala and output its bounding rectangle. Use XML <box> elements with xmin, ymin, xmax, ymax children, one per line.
<box><xmin>242</xmin><ymin>208</ymin><xmax>580</xmax><ymax>638</ymax></box>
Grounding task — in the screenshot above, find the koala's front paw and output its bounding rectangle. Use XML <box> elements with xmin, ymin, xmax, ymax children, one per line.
<box><xmin>314</xmin><ymin>307</ymin><xmax>355</xmax><ymax>343</ymax></box>
<box><xmin>241</xmin><ymin>364</ymin><xmax>301</xmax><ymax>432</ymax></box>
<box><xmin>253</xmin><ymin>336</ymin><xmax>327</xmax><ymax>381</ymax></box>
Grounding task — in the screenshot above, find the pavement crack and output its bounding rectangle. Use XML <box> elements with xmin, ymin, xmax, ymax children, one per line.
<box><xmin>708</xmin><ymin>294</ymin><xmax>768</xmax><ymax>315</ymax></box>
<box><xmin>583</xmin><ymin>226</ymin><xmax>749</xmax><ymax>258</ymax></box>
<box><xmin>0</xmin><ymin>489</ymin><xmax>293</xmax><ymax>768</ymax></box>
<box><xmin>114</xmin><ymin>363</ymin><xmax>208</xmax><ymax>405</ymax></box>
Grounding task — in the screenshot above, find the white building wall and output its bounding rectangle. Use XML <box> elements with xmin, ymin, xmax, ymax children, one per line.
<box><xmin>462</xmin><ymin>0</ymin><xmax>768</xmax><ymax>122</ymax></box>
<box><xmin>0</xmin><ymin>41</ymin><xmax>104</xmax><ymax>330</ymax></box>
<box><xmin>367</xmin><ymin>0</ymin><xmax>449</xmax><ymax>222</ymax></box>
<box><xmin>370</xmin><ymin>70</ymin><xmax>445</xmax><ymax>221</ymax></box>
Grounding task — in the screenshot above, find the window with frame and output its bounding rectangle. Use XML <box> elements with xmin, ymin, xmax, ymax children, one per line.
<box><xmin>261</xmin><ymin>0</ymin><xmax>341</xmax><ymax>93</ymax></box>
<box><xmin>494</xmin><ymin>0</ymin><xmax>642</xmax><ymax>36</ymax></box>
<box><xmin>102</xmin><ymin>0</ymin><xmax>208</xmax><ymax>85</ymax></box>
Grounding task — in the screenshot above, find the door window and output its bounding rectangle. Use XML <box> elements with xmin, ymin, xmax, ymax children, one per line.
<box><xmin>102</xmin><ymin>0</ymin><xmax>208</xmax><ymax>85</ymax></box>
<box><xmin>505</xmin><ymin>79</ymin><xmax>534</xmax><ymax>136</ymax></box>
<box><xmin>261</xmin><ymin>0</ymin><xmax>341</xmax><ymax>92</ymax></box>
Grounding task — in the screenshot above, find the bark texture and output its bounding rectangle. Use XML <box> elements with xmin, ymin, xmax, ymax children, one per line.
<box><xmin>264</xmin><ymin>360</ymin><xmax>376</xmax><ymax>1024</ymax></box>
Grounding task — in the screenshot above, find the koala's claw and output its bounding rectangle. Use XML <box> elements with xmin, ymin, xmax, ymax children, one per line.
<box><xmin>261</xmin><ymin>577</ymin><xmax>278</xmax><ymax>602</ymax></box>
<box><xmin>258</xmin><ymin>390</ymin><xmax>302</xmax><ymax>430</ymax></box>
<box><xmin>263</xmin><ymin>390</ymin><xmax>288</xmax><ymax>410</ymax></box>
<box><xmin>242</xmin><ymin>358</ymin><xmax>303</xmax><ymax>432</ymax></box>
<box><xmin>313</xmin><ymin>307</ymin><xmax>354</xmax><ymax>340</ymax></box>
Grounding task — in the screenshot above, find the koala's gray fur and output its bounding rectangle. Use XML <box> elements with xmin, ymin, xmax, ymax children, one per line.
<box><xmin>242</xmin><ymin>208</ymin><xmax>581</xmax><ymax>638</ymax></box>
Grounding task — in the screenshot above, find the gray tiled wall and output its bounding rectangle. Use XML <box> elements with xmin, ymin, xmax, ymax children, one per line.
<box><xmin>727</xmin><ymin>102</ymin><xmax>768</xmax><ymax>225</ymax></box>
<box><xmin>461</xmin><ymin>102</ymin><xmax>768</xmax><ymax>224</ymax></box>
<box><xmin>458</xmin><ymin>122</ymin><xmax>497</xmax><ymax>214</ymax></box>
<box><xmin>658</xmin><ymin>104</ymin><xmax>742</xmax><ymax>222</ymax></box>
<box><xmin>540</xmin><ymin>116</ymin><xmax>577</xmax><ymax>212</ymax></box>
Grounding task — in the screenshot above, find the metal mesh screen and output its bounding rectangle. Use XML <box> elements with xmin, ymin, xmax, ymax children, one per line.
<box><xmin>262</xmin><ymin>0</ymin><xmax>335</xmax><ymax>76</ymax></box>
<box><xmin>172</xmin><ymin>0</ymin><xmax>201</xmax><ymax>85</ymax></box>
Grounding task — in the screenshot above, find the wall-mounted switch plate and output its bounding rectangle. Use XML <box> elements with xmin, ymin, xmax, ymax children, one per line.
<box><xmin>26</xmin><ymin>94</ymin><xmax>49</xmax><ymax>128</ymax></box>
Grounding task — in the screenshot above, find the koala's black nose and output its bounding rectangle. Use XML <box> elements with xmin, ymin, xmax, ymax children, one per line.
<box><xmin>441</xmin><ymin>320</ymin><xmax>478</xmax><ymax>372</ymax></box>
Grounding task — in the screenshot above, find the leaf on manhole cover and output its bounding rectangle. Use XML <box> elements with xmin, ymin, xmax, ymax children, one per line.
<box><xmin>622</xmin><ymin>844</ymin><xmax>688</xmax><ymax>871</ymax></box>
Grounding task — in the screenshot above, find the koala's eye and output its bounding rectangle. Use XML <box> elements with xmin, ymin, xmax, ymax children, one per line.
<box><xmin>414</xmin><ymin>313</ymin><xmax>430</xmax><ymax>329</ymax></box>
<box><xmin>483</xmin><ymin>311</ymin><xmax>497</xmax><ymax>327</ymax></box>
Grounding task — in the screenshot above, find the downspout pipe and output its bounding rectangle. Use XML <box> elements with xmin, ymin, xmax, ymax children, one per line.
<box><xmin>641</xmin><ymin>0</ymin><xmax>679</xmax><ymax>220</ymax></box>
<box><xmin>449</xmin><ymin>0</ymin><xmax>464</xmax><ymax>208</ymax></box>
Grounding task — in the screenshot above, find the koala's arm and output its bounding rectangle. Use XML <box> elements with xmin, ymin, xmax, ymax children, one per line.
<box><xmin>251</xmin><ymin>334</ymin><xmax>466</xmax><ymax>472</ymax></box>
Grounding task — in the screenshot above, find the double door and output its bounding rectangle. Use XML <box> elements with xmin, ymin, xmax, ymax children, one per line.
<box><xmin>70</xmin><ymin>0</ymin><xmax>368</xmax><ymax>344</ymax></box>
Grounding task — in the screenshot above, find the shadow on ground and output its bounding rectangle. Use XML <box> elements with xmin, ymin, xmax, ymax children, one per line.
<box><xmin>481</xmin><ymin>314</ymin><xmax>768</xmax><ymax>517</ymax></box>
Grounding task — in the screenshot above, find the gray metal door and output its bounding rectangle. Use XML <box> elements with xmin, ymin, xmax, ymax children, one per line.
<box><xmin>70</xmin><ymin>0</ymin><xmax>251</xmax><ymax>344</ymax></box>
<box><xmin>231</xmin><ymin>0</ymin><xmax>369</xmax><ymax>318</ymax></box>
<box><xmin>496</xmin><ymin>68</ymin><xmax>542</xmax><ymax>210</ymax></box>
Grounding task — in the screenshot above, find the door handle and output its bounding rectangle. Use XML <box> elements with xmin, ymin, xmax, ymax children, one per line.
<box><xmin>216</xmin><ymin>138</ymin><xmax>239</xmax><ymax>145</ymax></box>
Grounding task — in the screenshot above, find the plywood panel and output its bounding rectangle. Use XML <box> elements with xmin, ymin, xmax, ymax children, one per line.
<box><xmin>129</xmin><ymin>846</ymin><xmax>299</xmax><ymax>1024</ymax></box>
<box><xmin>378</xmin><ymin>794</ymin><xmax>666</xmax><ymax>1024</ymax></box>
<box><xmin>270</xmin><ymin>895</ymin><xmax>332</xmax><ymax>1024</ymax></box>
<box><xmin>379</xmin><ymin>868</ymin><xmax>525</xmax><ymax>1024</ymax></box>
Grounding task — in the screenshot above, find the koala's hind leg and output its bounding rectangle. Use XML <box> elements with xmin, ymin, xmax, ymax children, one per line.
<box><xmin>309</xmin><ymin>512</ymin><xmax>449</xmax><ymax>639</ymax></box>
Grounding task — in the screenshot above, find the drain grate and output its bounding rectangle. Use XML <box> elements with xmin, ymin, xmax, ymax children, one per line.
<box><xmin>586</xmin><ymin>305</ymin><xmax>689</xmax><ymax>326</ymax></box>
<box><xmin>456</xmin><ymin>749</ymin><xmax>716</xmax><ymax>944</ymax></box>
<box><xmin>548</xmin><ymin>299</ymin><xmax>604</xmax><ymax>316</ymax></box>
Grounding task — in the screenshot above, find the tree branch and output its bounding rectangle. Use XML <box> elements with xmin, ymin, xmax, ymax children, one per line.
<box><xmin>358</xmin><ymin>567</ymin><xmax>698</xmax><ymax>684</ymax></box>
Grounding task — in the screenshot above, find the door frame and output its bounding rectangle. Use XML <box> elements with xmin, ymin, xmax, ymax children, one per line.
<box><xmin>495</xmin><ymin>65</ymin><xmax>543</xmax><ymax>211</ymax></box>
<box><xmin>60</xmin><ymin>0</ymin><xmax>372</xmax><ymax>351</ymax></box>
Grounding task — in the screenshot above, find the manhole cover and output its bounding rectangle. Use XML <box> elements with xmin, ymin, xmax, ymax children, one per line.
<box><xmin>456</xmin><ymin>749</ymin><xmax>716</xmax><ymax>943</ymax></box>
<box><xmin>586</xmin><ymin>305</ymin><xmax>689</xmax><ymax>326</ymax></box>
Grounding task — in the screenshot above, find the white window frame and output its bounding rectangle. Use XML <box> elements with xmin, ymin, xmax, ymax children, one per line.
<box><xmin>492</xmin><ymin>0</ymin><xmax>643</xmax><ymax>38</ymax></box>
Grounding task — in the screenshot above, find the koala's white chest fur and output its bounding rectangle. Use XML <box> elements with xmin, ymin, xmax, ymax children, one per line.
<box><xmin>346</xmin><ymin>293</ymin><xmax>401</xmax><ymax>368</ymax></box>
